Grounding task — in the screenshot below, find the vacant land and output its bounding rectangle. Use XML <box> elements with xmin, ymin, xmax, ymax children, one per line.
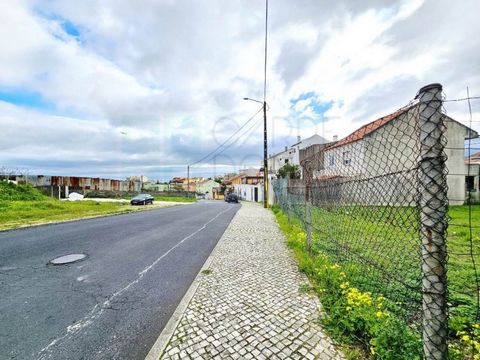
<box><xmin>273</xmin><ymin>203</ymin><xmax>479</xmax><ymax>358</ymax></box>
<box><xmin>0</xmin><ymin>182</ymin><xmax>188</xmax><ymax>231</ymax></box>
<box><xmin>447</xmin><ymin>205</ymin><xmax>480</xmax><ymax>331</ymax></box>
<box><xmin>291</xmin><ymin>203</ymin><xmax>479</xmax><ymax>330</ymax></box>
<box><xmin>0</xmin><ymin>200</ymin><xmax>136</xmax><ymax>231</ymax></box>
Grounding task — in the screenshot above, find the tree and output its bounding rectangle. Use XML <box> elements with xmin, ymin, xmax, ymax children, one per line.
<box><xmin>172</xmin><ymin>184</ymin><xmax>184</xmax><ymax>192</ymax></box>
<box><xmin>277</xmin><ymin>163</ymin><xmax>300</xmax><ymax>179</ymax></box>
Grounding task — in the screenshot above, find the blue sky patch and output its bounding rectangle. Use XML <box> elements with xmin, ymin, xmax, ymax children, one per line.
<box><xmin>290</xmin><ymin>92</ymin><xmax>333</xmax><ymax>123</ymax></box>
<box><xmin>61</xmin><ymin>18</ymin><xmax>80</xmax><ymax>37</ymax></box>
<box><xmin>0</xmin><ymin>88</ymin><xmax>55</xmax><ymax>111</ymax></box>
<box><xmin>290</xmin><ymin>92</ymin><xmax>316</xmax><ymax>105</ymax></box>
<box><xmin>35</xmin><ymin>10</ymin><xmax>81</xmax><ymax>39</ymax></box>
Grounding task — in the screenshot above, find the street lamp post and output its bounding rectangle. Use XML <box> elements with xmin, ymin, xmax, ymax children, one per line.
<box><xmin>243</xmin><ymin>0</ymin><xmax>269</xmax><ymax>208</ymax></box>
<box><xmin>243</xmin><ymin>97</ymin><xmax>268</xmax><ymax>208</ymax></box>
<box><xmin>187</xmin><ymin>164</ymin><xmax>190</xmax><ymax>198</ymax></box>
<box><xmin>262</xmin><ymin>100</ymin><xmax>268</xmax><ymax>208</ymax></box>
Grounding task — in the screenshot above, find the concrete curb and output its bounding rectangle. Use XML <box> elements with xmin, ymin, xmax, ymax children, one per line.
<box><xmin>145</xmin><ymin>205</ymin><xmax>240</xmax><ymax>360</ymax></box>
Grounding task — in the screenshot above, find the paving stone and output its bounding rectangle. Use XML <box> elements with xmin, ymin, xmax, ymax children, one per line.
<box><xmin>160</xmin><ymin>202</ymin><xmax>343</xmax><ymax>359</ymax></box>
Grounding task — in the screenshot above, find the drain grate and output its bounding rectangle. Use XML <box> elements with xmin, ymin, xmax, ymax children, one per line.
<box><xmin>49</xmin><ymin>254</ymin><xmax>87</xmax><ymax>265</ymax></box>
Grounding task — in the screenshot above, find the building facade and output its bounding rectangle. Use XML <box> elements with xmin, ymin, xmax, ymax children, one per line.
<box><xmin>268</xmin><ymin>134</ymin><xmax>329</xmax><ymax>177</ymax></box>
<box><xmin>311</xmin><ymin>106</ymin><xmax>477</xmax><ymax>205</ymax></box>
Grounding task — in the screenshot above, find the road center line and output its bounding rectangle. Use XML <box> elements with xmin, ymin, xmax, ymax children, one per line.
<box><xmin>37</xmin><ymin>205</ymin><xmax>234</xmax><ymax>359</ymax></box>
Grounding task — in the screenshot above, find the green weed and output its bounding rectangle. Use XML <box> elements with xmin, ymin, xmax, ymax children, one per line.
<box><xmin>272</xmin><ymin>204</ymin><xmax>480</xmax><ymax>359</ymax></box>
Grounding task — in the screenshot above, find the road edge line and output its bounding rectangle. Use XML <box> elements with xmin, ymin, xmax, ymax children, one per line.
<box><xmin>145</xmin><ymin>204</ymin><xmax>240</xmax><ymax>360</ymax></box>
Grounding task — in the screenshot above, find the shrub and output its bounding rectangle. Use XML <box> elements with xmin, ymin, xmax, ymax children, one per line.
<box><xmin>0</xmin><ymin>181</ymin><xmax>47</xmax><ymax>201</ymax></box>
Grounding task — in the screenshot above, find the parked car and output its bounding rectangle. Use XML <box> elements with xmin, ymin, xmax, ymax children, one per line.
<box><xmin>225</xmin><ymin>193</ymin><xmax>239</xmax><ymax>203</ymax></box>
<box><xmin>130</xmin><ymin>194</ymin><xmax>154</xmax><ymax>205</ymax></box>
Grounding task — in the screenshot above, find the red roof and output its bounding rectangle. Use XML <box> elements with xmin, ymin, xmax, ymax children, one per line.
<box><xmin>326</xmin><ymin>105</ymin><xmax>413</xmax><ymax>150</ymax></box>
<box><xmin>466</xmin><ymin>151</ymin><xmax>480</xmax><ymax>165</ymax></box>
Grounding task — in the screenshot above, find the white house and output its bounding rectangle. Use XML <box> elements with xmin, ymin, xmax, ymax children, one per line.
<box><xmin>196</xmin><ymin>179</ymin><xmax>218</xmax><ymax>199</ymax></box>
<box><xmin>313</xmin><ymin>105</ymin><xmax>477</xmax><ymax>205</ymax></box>
<box><xmin>234</xmin><ymin>183</ymin><xmax>264</xmax><ymax>202</ymax></box>
<box><xmin>231</xmin><ymin>168</ymin><xmax>264</xmax><ymax>202</ymax></box>
<box><xmin>268</xmin><ymin>134</ymin><xmax>329</xmax><ymax>176</ymax></box>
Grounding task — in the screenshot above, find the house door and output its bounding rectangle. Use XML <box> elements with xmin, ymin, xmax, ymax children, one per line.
<box><xmin>254</xmin><ymin>187</ymin><xmax>258</xmax><ymax>202</ymax></box>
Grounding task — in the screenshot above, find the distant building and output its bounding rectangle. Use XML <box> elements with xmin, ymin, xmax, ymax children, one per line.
<box><xmin>268</xmin><ymin>134</ymin><xmax>329</xmax><ymax>178</ymax></box>
<box><xmin>196</xmin><ymin>179</ymin><xmax>218</xmax><ymax>199</ymax></box>
<box><xmin>212</xmin><ymin>186</ymin><xmax>225</xmax><ymax>200</ymax></box>
<box><xmin>127</xmin><ymin>175</ymin><xmax>149</xmax><ymax>184</ymax></box>
<box><xmin>231</xmin><ymin>168</ymin><xmax>264</xmax><ymax>202</ymax></box>
<box><xmin>143</xmin><ymin>182</ymin><xmax>169</xmax><ymax>192</ymax></box>
<box><xmin>169</xmin><ymin>176</ymin><xmax>204</xmax><ymax>192</ymax></box>
<box><xmin>0</xmin><ymin>175</ymin><xmax>142</xmax><ymax>198</ymax></box>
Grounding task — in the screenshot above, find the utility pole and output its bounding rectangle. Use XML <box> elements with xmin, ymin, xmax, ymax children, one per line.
<box><xmin>187</xmin><ymin>165</ymin><xmax>190</xmax><ymax>198</ymax></box>
<box><xmin>262</xmin><ymin>0</ymin><xmax>269</xmax><ymax>208</ymax></box>
<box><xmin>263</xmin><ymin>101</ymin><xmax>268</xmax><ymax>208</ymax></box>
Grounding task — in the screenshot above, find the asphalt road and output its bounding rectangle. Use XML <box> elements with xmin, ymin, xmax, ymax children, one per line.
<box><xmin>0</xmin><ymin>201</ymin><xmax>240</xmax><ymax>360</ymax></box>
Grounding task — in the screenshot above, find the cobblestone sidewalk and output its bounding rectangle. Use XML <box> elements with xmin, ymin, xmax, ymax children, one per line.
<box><xmin>158</xmin><ymin>202</ymin><xmax>343</xmax><ymax>359</ymax></box>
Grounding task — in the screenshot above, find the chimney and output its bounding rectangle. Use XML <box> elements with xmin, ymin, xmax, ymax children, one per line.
<box><xmin>333</xmin><ymin>135</ymin><xmax>338</xmax><ymax>142</ymax></box>
<box><xmin>297</xmin><ymin>135</ymin><xmax>301</xmax><ymax>142</ymax></box>
<box><xmin>284</xmin><ymin>146</ymin><xmax>288</xmax><ymax>151</ymax></box>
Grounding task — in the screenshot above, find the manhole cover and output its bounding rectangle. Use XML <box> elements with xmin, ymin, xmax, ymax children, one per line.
<box><xmin>49</xmin><ymin>254</ymin><xmax>87</xmax><ymax>265</ymax></box>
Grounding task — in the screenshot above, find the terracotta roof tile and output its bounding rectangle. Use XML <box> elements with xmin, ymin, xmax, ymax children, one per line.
<box><xmin>326</xmin><ymin>105</ymin><xmax>414</xmax><ymax>150</ymax></box>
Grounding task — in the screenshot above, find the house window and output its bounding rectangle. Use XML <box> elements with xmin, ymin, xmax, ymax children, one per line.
<box><xmin>343</xmin><ymin>151</ymin><xmax>352</xmax><ymax>166</ymax></box>
<box><xmin>328</xmin><ymin>154</ymin><xmax>335</xmax><ymax>167</ymax></box>
<box><xmin>284</xmin><ymin>159</ymin><xmax>289</xmax><ymax>164</ymax></box>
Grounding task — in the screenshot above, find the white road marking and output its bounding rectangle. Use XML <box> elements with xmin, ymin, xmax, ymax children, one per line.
<box><xmin>76</xmin><ymin>275</ymin><xmax>89</xmax><ymax>282</ymax></box>
<box><xmin>37</xmin><ymin>205</ymin><xmax>233</xmax><ymax>359</ymax></box>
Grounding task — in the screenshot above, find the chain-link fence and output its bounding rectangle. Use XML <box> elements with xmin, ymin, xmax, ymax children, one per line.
<box><xmin>273</xmin><ymin>84</ymin><xmax>479</xmax><ymax>359</ymax></box>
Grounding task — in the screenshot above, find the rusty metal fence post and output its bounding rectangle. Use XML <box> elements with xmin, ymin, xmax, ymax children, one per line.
<box><xmin>416</xmin><ymin>83</ymin><xmax>448</xmax><ymax>360</ymax></box>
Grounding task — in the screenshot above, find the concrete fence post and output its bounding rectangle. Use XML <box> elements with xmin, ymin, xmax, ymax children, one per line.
<box><xmin>416</xmin><ymin>83</ymin><xmax>448</xmax><ymax>360</ymax></box>
<box><xmin>303</xmin><ymin>160</ymin><xmax>313</xmax><ymax>252</ymax></box>
<box><xmin>284</xmin><ymin>179</ymin><xmax>291</xmax><ymax>223</ymax></box>
<box><xmin>305</xmin><ymin>195</ymin><xmax>312</xmax><ymax>252</ymax></box>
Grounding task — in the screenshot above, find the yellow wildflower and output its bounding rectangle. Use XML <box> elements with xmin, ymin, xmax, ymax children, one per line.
<box><xmin>461</xmin><ymin>335</ymin><xmax>471</xmax><ymax>343</ymax></box>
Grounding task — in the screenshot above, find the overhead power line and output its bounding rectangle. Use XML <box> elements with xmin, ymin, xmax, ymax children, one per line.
<box><xmin>189</xmin><ymin>106</ymin><xmax>263</xmax><ymax>166</ymax></box>
<box><xmin>207</xmin><ymin>113</ymin><xmax>264</xmax><ymax>164</ymax></box>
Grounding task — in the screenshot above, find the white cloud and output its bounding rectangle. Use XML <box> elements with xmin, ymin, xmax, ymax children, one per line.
<box><xmin>0</xmin><ymin>0</ymin><xmax>479</xmax><ymax>179</ymax></box>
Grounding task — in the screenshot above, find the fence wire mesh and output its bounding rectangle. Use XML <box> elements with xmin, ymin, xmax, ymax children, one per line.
<box><xmin>273</xmin><ymin>84</ymin><xmax>480</xmax><ymax>359</ymax></box>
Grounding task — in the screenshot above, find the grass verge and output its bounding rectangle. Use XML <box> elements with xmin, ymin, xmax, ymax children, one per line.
<box><xmin>0</xmin><ymin>200</ymin><xmax>136</xmax><ymax>231</ymax></box>
<box><xmin>0</xmin><ymin>182</ymin><xmax>194</xmax><ymax>231</ymax></box>
<box><xmin>272</xmin><ymin>204</ymin><xmax>480</xmax><ymax>359</ymax></box>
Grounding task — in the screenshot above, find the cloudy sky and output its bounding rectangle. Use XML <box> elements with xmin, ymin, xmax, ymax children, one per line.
<box><xmin>0</xmin><ymin>0</ymin><xmax>479</xmax><ymax>181</ymax></box>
